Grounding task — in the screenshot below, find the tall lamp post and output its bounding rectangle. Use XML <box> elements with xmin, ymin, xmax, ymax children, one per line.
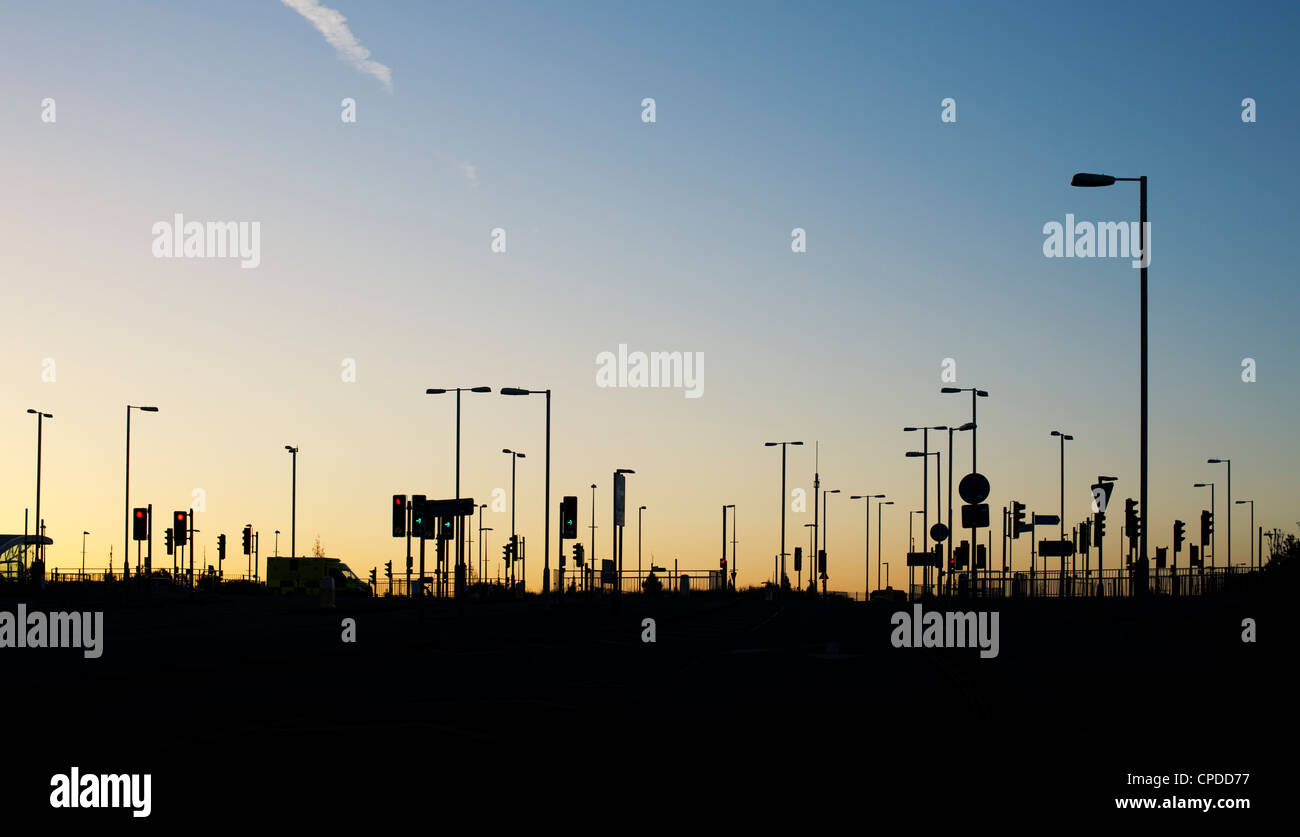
<box><xmin>1208</xmin><ymin>459</ymin><xmax>1231</xmax><ymax>570</ymax></box>
<box><xmin>1050</xmin><ymin>431</ymin><xmax>1074</xmax><ymax>548</ymax></box>
<box><xmin>939</xmin><ymin>388</ymin><xmax>988</xmax><ymax>473</ymax></box>
<box><xmin>501</xmin><ymin>388</ymin><xmax>551</xmax><ymax>594</ymax></box>
<box><xmin>284</xmin><ymin>445</ymin><xmax>298</xmax><ymax>558</ymax></box>
<box><xmin>503</xmin><ymin>449</ymin><xmax>525</xmax><ymax>589</ymax></box>
<box><xmin>638</xmin><ymin>505</ymin><xmax>647</xmax><ymax>588</ymax></box>
<box><xmin>426</xmin><ymin>386</ymin><xmax>491</xmax><ymax>598</ymax></box>
<box><xmin>722</xmin><ymin>504</ymin><xmax>735</xmax><ymax>590</ymax></box>
<box><xmin>850</xmin><ymin>493</ymin><xmax>885</xmax><ymax>600</ymax></box>
<box><xmin>589</xmin><ymin>483</ymin><xmax>597</xmax><ymax>592</ymax></box>
<box><xmin>905</xmin><ymin>425</ymin><xmax>945</xmax><ymax>594</ymax></box>
<box><xmin>81</xmin><ymin>531</ymin><xmax>89</xmax><ymax>578</ymax></box>
<box><xmin>1071</xmin><ymin>171</ymin><xmax>1148</xmax><ymax>563</ymax></box>
<box><xmin>764</xmin><ymin>441</ymin><xmax>804</xmax><ymax>592</ymax></box>
<box><xmin>1235</xmin><ymin>499</ymin><xmax>1253</xmax><ymax>569</ymax></box>
<box><xmin>613</xmin><ymin>468</ymin><xmax>634</xmax><ymax>599</ymax></box>
<box><xmin>124</xmin><ymin>405</ymin><xmax>158</xmax><ymax>574</ymax></box>
<box><xmin>946</xmin><ymin>423</ymin><xmax>975</xmax><ymax>593</ymax></box>
<box><xmin>820</xmin><ymin>488</ymin><xmax>841</xmax><ymax>593</ymax></box>
<box><xmin>877</xmin><ymin>500</ymin><xmax>894</xmax><ymax>593</ymax></box>
<box><xmin>1194</xmin><ymin>482</ymin><xmax>1215</xmax><ymax>567</ymax></box>
<box><xmin>27</xmin><ymin>409</ymin><xmax>52</xmax><ymax>566</ymax></box>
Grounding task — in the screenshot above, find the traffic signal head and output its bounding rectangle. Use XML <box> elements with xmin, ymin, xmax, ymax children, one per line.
<box><xmin>439</xmin><ymin>516</ymin><xmax>454</xmax><ymax>541</ymax></box>
<box><xmin>1124</xmin><ymin>498</ymin><xmax>1136</xmax><ymax>528</ymax></box>
<box><xmin>384</xmin><ymin>560</ymin><xmax>392</xmax><ymax>578</ymax></box>
<box><xmin>173</xmin><ymin>512</ymin><xmax>187</xmax><ymax>546</ymax></box>
<box><xmin>502</xmin><ymin>542</ymin><xmax>512</xmax><ymax>565</ymax></box>
<box><xmin>1094</xmin><ymin>511</ymin><xmax>1106</xmax><ymax>543</ymax></box>
<box><xmin>1173</xmin><ymin>519</ymin><xmax>1186</xmax><ymax>553</ymax></box>
<box><xmin>574</xmin><ymin>542</ymin><xmax>585</xmax><ymax>565</ymax></box>
<box><xmin>1012</xmin><ymin>502</ymin><xmax>1026</xmax><ymax>539</ymax></box>
<box><xmin>1201</xmin><ymin>510</ymin><xmax>1213</xmax><ymax>544</ymax></box>
<box><xmin>561</xmin><ymin>496</ymin><xmax>578</xmax><ymax>539</ymax></box>
<box><xmin>393</xmin><ymin>495</ymin><xmax>407</xmax><ymax>538</ymax></box>
<box><xmin>165</xmin><ymin>527</ymin><xmax>174</xmax><ymax>555</ymax></box>
<box><xmin>217</xmin><ymin>534</ymin><xmax>227</xmax><ymax>560</ymax></box>
<box><xmin>242</xmin><ymin>525</ymin><xmax>252</xmax><ymax>555</ymax></box>
<box><xmin>411</xmin><ymin>495</ymin><xmax>427</xmax><ymax>539</ymax></box>
<box><xmin>133</xmin><ymin>508</ymin><xmax>148</xmax><ymax>541</ymax></box>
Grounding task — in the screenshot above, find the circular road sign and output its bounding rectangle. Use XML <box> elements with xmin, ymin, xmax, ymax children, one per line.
<box><xmin>958</xmin><ymin>472</ymin><xmax>991</xmax><ymax>505</ymax></box>
<box><xmin>930</xmin><ymin>523</ymin><xmax>950</xmax><ymax>542</ymax></box>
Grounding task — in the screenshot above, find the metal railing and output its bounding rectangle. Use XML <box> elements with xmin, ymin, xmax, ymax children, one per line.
<box><xmin>906</xmin><ymin>566</ymin><xmax>1253</xmax><ymax>599</ymax></box>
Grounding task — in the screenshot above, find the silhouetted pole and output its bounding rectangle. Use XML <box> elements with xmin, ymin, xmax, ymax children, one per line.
<box><xmin>765</xmin><ymin>441</ymin><xmax>804</xmax><ymax>596</ymax></box>
<box><xmin>812</xmin><ymin>443</ymin><xmax>820</xmax><ymax>593</ymax></box>
<box><xmin>638</xmin><ymin>505</ymin><xmax>646</xmax><ymax>588</ymax></box>
<box><xmin>877</xmin><ymin>500</ymin><xmax>893</xmax><ymax>593</ymax></box>
<box><xmin>589</xmin><ymin>483</ymin><xmax>596</xmax><ymax>591</ymax></box>
<box><xmin>285</xmin><ymin>445</ymin><xmax>298</xmax><ymax>558</ymax></box>
<box><xmin>1235</xmin><ymin>500</ymin><xmax>1253</xmax><ymax>569</ymax></box>
<box><xmin>28</xmin><ymin>409</ymin><xmax>51</xmax><ymax>566</ymax></box>
<box><xmin>1052</xmin><ymin>432</ymin><xmax>1073</xmax><ymax>576</ymax></box>
<box><xmin>1210</xmin><ymin>459</ymin><xmax>1231</xmax><ymax>570</ymax></box>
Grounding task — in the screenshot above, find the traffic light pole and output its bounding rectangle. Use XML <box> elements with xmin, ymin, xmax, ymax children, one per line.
<box><xmin>146</xmin><ymin>504</ymin><xmax>153</xmax><ymax>579</ymax></box>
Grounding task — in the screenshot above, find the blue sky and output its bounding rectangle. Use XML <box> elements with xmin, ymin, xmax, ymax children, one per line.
<box><xmin>1</xmin><ymin>0</ymin><xmax>1297</xmax><ymax>588</ymax></box>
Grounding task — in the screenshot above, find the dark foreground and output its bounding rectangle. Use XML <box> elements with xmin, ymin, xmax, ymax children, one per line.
<box><xmin>1</xmin><ymin>585</ymin><xmax>1288</xmax><ymax>825</ymax></box>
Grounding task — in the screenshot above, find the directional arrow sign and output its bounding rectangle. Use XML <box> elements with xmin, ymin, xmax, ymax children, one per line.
<box><xmin>1033</xmin><ymin>513</ymin><xmax>1060</xmax><ymax>527</ymax></box>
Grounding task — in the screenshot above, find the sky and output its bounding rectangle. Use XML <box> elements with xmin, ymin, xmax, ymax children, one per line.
<box><xmin>1</xmin><ymin>0</ymin><xmax>1298</xmax><ymax>594</ymax></box>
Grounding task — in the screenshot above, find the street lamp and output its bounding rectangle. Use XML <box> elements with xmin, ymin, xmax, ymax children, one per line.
<box><xmin>1235</xmin><ymin>500</ymin><xmax>1254</xmax><ymax>569</ymax></box>
<box><xmin>940</xmin><ymin>388</ymin><xmax>988</xmax><ymax>473</ymax></box>
<box><xmin>501</xmin><ymin>388</ymin><xmax>552</xmax><ymax>594</ymax></box>
<box><xmin>124</xmin><ymin>405</ymin><xmax>157</xmax><ymax>575</ymax></box>
<box><xmin>503</xmin><ymin>449</ymin><xmax>525</xmax><ymax>590</ymax></box>
<box><xmin>722</xmin><ymin>504</ymin><xmax>736</xmax><ymax>590</ymax></box>
<box><xmin>1208</xmin><ymin>459</ymin><xmax>1231</xmax><ymax>570</ymax></box>
<box><xmin>877</xmin><ymin>500</ymin><xmax>894</xmax><ymax>594</ymax></box>
<box><xmin>850</xmin><ymin>493</ymin><xmax>885</xmax><ymax>599</ymax></box>
<box><xmin>638</xmin><ymin>505</ymin><xmax>647</xmax><ymax>589</ymax></box>
<box><xmin>427</xmin><ymin>386</ymin><xmax>491</xmax><ymax>598</ymax></box>
<box><xmin>764</xmin><ymin>441</ymin><xmax>804</xmax><ymax>592</ymax></box>
<box><xmin>1071</xmin><ymin>171</ymin><xmax>1148</xmax><ymax>563</ymax></box>
<box><xmin>820</xmin><ymin>488</ymin><xmax>841</xmax><ymax>593</ymax></box>
<box><xmin>1050</xmin><ymin>431</ymin><xmax>1075</xmax><ymax>549</ymax></box>
<box><xmin>905</xmin><ymin>425</ymin><xmax>945</xmax><ymax>595</ymax></box>
<box><xmin>478</xmin><ymin>503</ymin><xmax>488</xmax><ymax>582</ymax></box>
<box><xmin>284</xmin><ymin>445</ymin><xmax>298</xmax><ymax>558</ymax></box>
<box><xmin>589</xmin><ymin>483</ymin><xmax>597</xmax><ymax>592</ymax></box>
<box><xmin>27</xmin><ymin>409</ymin><xmax>53</xmax><ymax>567</ymax></box>
<box><xmin>613</xmin><ymin>468</ymin><xmax>634</xmax><ymax>599</ymax></box>
<box><xmin>1193</xmin><ymin>482</ymin><xmax>1215</xmax><ymax>567</ymax></box>
<box><xmin>946</xmin><ymin>422</ymin><xmax>975</xmax><ymax>594</ymax></box>
<box><xmin>81</xmin><ymin>531</ymin><xmax>89</xmax><ymax>578</ymax></box>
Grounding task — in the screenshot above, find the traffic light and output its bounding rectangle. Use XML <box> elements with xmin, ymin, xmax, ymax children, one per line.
<box><xmin>1094</xmin><ymin>511</ymin><xmax>1106</xmax><ymax>543</ymax></box>
<box><xmin>1173</xmin><ymin>519</ymin><xmax>1186</xmax><ymax>554</ymax></box>
<box><xmin>793</xmin><ymin>546</ymin><xmax>802</xmax><ymax>573</ymax></box>
<box><xmin>165</xmin><ymin>527</ymin><xmax>174</xmax><ymax>555</ymax></box>
<box><xmin>217</xmin><ymin>534</ymin><xmax>227</xmax><ymax>563</ymax></box>
<box><xmin>242</xmin><ymin>525</ymin><xmax>252</xmax><ymax>555</ymax></box>
<box><xmin>173</xmin><ymin>511</ymin><xmax>187</xmax><ymax>546</ymax></box>
<box><xmin>976</xmin><ymin>543</ymin><xmax>986</xmax><ymax>569</ymax></box>
<box><xmin>1190</xmin><ymin>544</ymin><xmax>1201</xmax><ymax>567</ymax></box>
<box><xmin>132</xmin><ymin>508</ymin><xmax>148</xmax><ymax>541</ymax></box>
<box><xmin>1155</xmin><ymin>546</ymin><xmax>1167</xmax><ymax>569</ymax></box>
<box><xmin>573</xmin><ymin>542</ymin><xmax>584</xmax><ymax>566</ymax></box>
<box><xmin>561</xmin><ymin>496</ymin><xmax>578</xmax><ymax>539</ymax></box>
<box><xmin>1012</xmin><ymin>502</ymin><xmax>1026</xmax><ymax>539</ymax></box>
<box><xmin>955</xmin><ymin>541</ymin><xmax>969</xmax><ymax>569</ymax></box>
<box><xmin>393</xmin><ymin>495</ymin><xmax>406</xmax><ymax>537</ymax></box>
<box><xmin>384</xmin><ymin>560</ymin><xmax>392</xmax><ymax>579</ymax></box>
<box><xmin>1079</xmin><ymin>520</ymin><xmax>1091</xmax><ymax>556</ymax></box>
<box><xmin>1201</xmin><ymin>510</ymin><xmax>1213</xmax><ymax>545</ymax></box>
<box><xmin>411</xmin><ymin>495</ymin><xmax>427</xmax><ymax>539</ymax></box>
<box><xmin>369</xmin><ymin>567</ymin><xmax>377</xmax><ymax>587</ymax></box>
<box><xmin>438</xmin><ymin>516</ymin><xmax>454</xmax><ymax>541</ymax></box>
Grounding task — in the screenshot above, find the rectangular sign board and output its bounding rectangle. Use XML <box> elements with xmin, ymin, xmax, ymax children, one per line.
<box><xmin>1038</xmin><ymin>538</ymin><xmax>1075</xmax><ymax>558</ymax></box>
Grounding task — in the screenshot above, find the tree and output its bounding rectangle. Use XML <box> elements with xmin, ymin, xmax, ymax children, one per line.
<box><xmin>312</xmin><ymin>535</ymin><xmax>326</xmax><ymax>558</ymax></box>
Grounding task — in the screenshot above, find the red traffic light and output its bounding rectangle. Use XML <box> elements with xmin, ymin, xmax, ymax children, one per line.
<box><xmin>135</xmin><ymin>510</ymin><xmax>144</xmax><ymax>519</ymax></box>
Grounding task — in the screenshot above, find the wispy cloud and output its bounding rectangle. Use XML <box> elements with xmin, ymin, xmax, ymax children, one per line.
<box><xmin>281</xmin><ymin>0</ymin><xmax>393</xmax><ymax>92</ymax></box>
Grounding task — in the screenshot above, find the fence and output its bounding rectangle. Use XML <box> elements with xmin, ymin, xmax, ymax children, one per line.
<box><xmin>907</xmin><ymin>566</ymin><xmax>1252</xmax><ymax>599</ymax></box>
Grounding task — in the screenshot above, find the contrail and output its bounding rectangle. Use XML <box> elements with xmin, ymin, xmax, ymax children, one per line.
<box><xmin>281</xmin><ymin>0</ymin><xmax>393</xmax><ymax>92</ymax></box>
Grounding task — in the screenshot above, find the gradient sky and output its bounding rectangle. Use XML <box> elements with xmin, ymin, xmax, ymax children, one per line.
<box><xmin>2</xmin><ymin>0</ymin><xmax>1298</xmax><ymax>593</ymax></box>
